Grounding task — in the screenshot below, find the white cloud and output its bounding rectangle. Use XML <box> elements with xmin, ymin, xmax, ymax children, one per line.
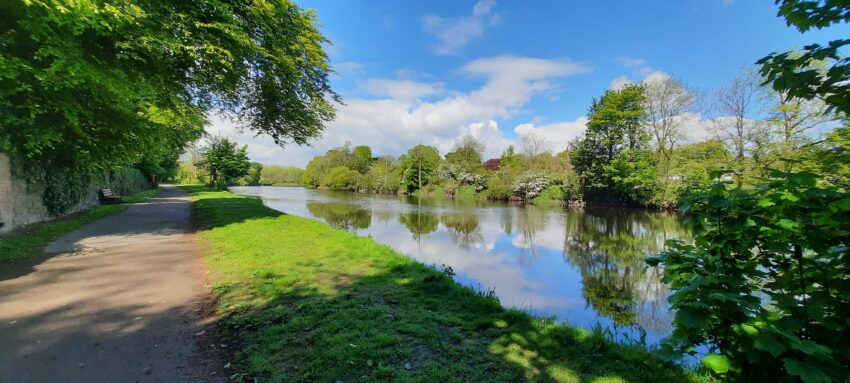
<box><xmin>641</xmin><ymin>70</ymin><xmax>671</xmax><ymax>85</ymax></box>
<box><xmin>360</xmin><ymin>79</ymin><xmax>443</xmax><ymax>99</ymax></box>
<box><xmin>513</xmin><ymin>116</ymin><xmax>588</xmax><ymax>153</ymax></box>
<box><xmin>617</xmin><ymin>56</ymin><xmax>645</xmax><ymax>66</ymax></box>
<box><xmin>609</xmin><ymin>75</ymin><xmax>633</xmax><ymax>90</ymax></box>
<box><xmin>207</xmin><ymin>56</ymin><xmax>589</xmax><ymax>167</ymax></box>
<box><xmin>333</xmin><ymin>61</ymin><xmax>364</xmax><ymax>76</ymax></box>
<box><xmin>422</xmin><ymin>0</ymin><xmax>501</xmax><ymax>55</ymax></box>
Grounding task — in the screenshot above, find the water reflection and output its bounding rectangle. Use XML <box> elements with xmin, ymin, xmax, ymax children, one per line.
<box><xmin>398</xmin><ymin>210</ymin><xmax>439</xmax><ymax>242</ymax></box>
<box><xmin>306</xmin><ymin>202</ymin><xmax>372</xmax><ymax>231</ymax></box>
<box><xmin>229</xmin><ymin>186</ymin><xmax>690</xmax><ymax>344</ymax></box>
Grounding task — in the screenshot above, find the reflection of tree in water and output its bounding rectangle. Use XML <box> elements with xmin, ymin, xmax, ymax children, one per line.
<box><xmin>513</xmin><ymin>204</ymin><xmax>549</xmax><ymax>259</ymax></box>
<box><xmin>441</xmin><ymin>212</ymin><xmax>482</xmax><ymax>249</ymax></box>
<box><xmin>305</xmin><ymin>202</ymin><xmax>372</xmax><ymax>232</ymax></box>
<box><xmin>372</xmin><ymin>207</ymin><xmax>395</xmax><ymax>223</ymax></box>
<box><xmin>398</xmin><ymin>209</ymin><xmax>439</xmax><ymax>242</ymax></box>
<box><xmin>499</xmin><ymin>207</ymin><xmax>513</xmax><ymax>235</ymax></box>
<box><xmin>562</xmin><ymin>207</ymin><xmax>690</xmax><ymax>334</ymax></box>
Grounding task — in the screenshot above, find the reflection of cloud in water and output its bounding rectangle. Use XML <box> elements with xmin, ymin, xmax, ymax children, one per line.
<box><xmin>229</xmin><ymin>186</ymin><xmax>687</xmax><ymax>344</ymax></box>
<box><xmin>383</xmin><ymin>217</ymin><xmax>581</xmax><ymax>311</ymax></box>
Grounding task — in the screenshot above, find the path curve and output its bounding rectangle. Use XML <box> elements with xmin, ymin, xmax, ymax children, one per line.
<box><xmin>0</xmin><ymin>185</ymin><xmax>224</xmax><ymax>383</ymax></box>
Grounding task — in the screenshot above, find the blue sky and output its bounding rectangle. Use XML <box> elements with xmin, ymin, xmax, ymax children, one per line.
<box><xmin>210</xmin><ymin>0</ymin><xmax>849</xmax><ymax>167</ymax></box>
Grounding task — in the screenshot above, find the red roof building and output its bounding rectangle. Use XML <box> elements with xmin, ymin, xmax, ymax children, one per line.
<box><xmin>482</xmin><ymin>158</ymin><xmax>501</xmax><ymax>171</ymax></box>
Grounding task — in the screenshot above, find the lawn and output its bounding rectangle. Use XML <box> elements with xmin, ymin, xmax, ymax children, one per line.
<box><xmin>0</xmin><ymin>187</ymin><xmax>161</xmax><ymax>265</ymax></box>
<box><xmin>186</xmin><ymin>186</ymin><xmax>711</xmax><ymax>383</ymax></box>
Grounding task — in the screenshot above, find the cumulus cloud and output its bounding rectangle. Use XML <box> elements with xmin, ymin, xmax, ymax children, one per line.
<box><xmin>609</xmin><ymin>75</ymin><xmax>633</xmax><ymax>90</ymax></box>
<box><xmin>207</xmin><ymin>56</ymin><xmax>590</xmax><ymax>167</ymax></box>
<box><xmin>422</xmin><ymin>0</ymin><xmax>501</xmax><ymax>55</ymax></box>
<box><xmin>513</xmin><ymin>116</ymin><xmax>588</xmax><ymax>153</ymax></box>
<box><xmin>617</xmin><ymin>56</ymin><xmax>645</xmax><ymax>66</ymax></box>
<box><xmin>360</xmin><ymin>79</ymin><xmax>444</xmax><ymax>99</ymax></box>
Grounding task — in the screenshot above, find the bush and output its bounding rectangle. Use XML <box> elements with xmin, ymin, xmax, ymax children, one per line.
<box><xmin>648</xmin><ymin>171</ymin><xmax>850</xmax><ymax>382</ymax></box>
<box><xmin>512</xmin><ymin>172</ymin><xmax>549</xmax><ymax>200</ymax></box>
<box><xmin>531</xmin><ymin>185</ymin><xmax>565</xmax><ymax>204</ymax></box>
<box><xmin>324</xmin><ymin>166</ymin><xmax>360</xmax><ymax>191</ymax></box>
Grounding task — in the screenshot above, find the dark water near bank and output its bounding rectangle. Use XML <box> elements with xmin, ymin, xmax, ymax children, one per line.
<box><xmin>230</xmin><ymin>186</ymin><xmax>690</xmax><ymax>345</ymax></box>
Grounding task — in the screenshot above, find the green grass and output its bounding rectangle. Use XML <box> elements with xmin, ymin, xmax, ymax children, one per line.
<box><xmin>185</xmin><ymin>186</ymin><xmax>711</xmax><ymax>383</ymax></box>
<box><xmin>0</xmin><ymin>187</ymin><xmax>161</xmax><ymax>265</ymax></box>
<box><xmin>531</xmin><ymin>185</ymin><xmax>566</xmax><ymax>205</ymax></box>
<box><xmin>455</xmin><ymin>185</ymin><xmax>478</xmax><ymax>200</ymax></box>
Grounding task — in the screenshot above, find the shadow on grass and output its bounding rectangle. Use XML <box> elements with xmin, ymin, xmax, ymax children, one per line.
<box><xmin>187</xmin><ymin>187</ymin><xmax>704</xmax><ymax>383</ymax></box>
<box><xmin>214</xmin><ymin>262</ymin><xmax>700</xmax><ymax>383</ymax></box>
<box><xmin>180</xmin><ymin>185</ymin><xmax>285</xmax><ymax>232</ymax></box>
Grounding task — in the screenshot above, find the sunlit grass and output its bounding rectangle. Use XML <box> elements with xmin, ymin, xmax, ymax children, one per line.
<box><xmin>185</xmin><ymin>185</ymin><xmax>712</xmax><ymax>383</ymax></box>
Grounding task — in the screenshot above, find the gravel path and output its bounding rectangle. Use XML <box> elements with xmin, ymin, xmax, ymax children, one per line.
<box><xmin>0</xmin><ymin>185</ymin><xmax>225</xmax><ymax>383</ymax></box>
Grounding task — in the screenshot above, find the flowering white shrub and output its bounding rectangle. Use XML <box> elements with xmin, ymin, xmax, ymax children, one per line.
<box><xmin>512</xmin><ymin>172</ymin><xmax>549</xmax><ymax>199</ymax></box>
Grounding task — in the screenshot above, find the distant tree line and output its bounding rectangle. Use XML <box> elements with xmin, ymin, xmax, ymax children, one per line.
<box><xmin>295</xmin><ymin>67</ymin><xmax>842</xmax><ymax>208</ymax></box>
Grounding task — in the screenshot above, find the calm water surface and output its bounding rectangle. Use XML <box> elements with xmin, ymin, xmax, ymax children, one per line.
<box><xmin>229</xmin><ymin>186</ymin><xmax>691</xmax><ymax>344</ymax></box>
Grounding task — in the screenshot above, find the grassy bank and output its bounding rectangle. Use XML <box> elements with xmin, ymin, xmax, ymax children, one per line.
<box><xmin>187</xmin><ymin>186</ymin><xmax>708</xmax><ymax>383</ymax></box>
<box><xmin>0</xmin><ymin>188</ymin><xmax>161</xmax><ymax>265</ymax></box>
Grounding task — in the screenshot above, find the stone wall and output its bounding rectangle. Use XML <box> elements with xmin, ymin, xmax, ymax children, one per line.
<box><xmin>0</xmin><ymin>153</ymin><xmax>98</xmax><ymax>234</ymax></box>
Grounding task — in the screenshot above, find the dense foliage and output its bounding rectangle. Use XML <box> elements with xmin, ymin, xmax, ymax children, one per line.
<box><xmin>259</xmin><ymin>165</ymin><xmax>304</xmax><ymax>186</ymax></box>
<box><xmin>0</xmin><ymin>0</ymin><xmax>337</xmax><ymax>211</ymax></box>
<box><xmin>759</xmin><ymin>0</ymin><xmax>850</xmax><ymax>116</ymax></box>
<box><xmin>649</xmin><ymin>168</ymin><xmax>849</xmax><ymax>382</ymax></box>
<box><xmin>650</xmin><ymin>3</ymin><xmax>850</xmax><ymax>382</ymax></box>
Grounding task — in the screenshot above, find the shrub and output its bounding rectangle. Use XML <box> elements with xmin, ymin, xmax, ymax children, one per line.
<box><xmin>648</xmin><ymin>170</ymin><xmax>850</xmax><ymax>382</ymax></box>
<box><xmin>512</xmin><ymin>172</ymin><xmax>549</xmax><ymax>200</ymax></box>
<box><xmin>324</xmin><ymin>166</ymin><xmax>361</xmax><ymax>191</ymax></box>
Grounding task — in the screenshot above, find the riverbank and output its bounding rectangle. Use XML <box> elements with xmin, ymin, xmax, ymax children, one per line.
<box><xmin>185</xmin><ymin>186</ymin><xmax>708</xmax><ymax>382</ymax></box>
<box><xmin>0</xmin><ymin>188</ymin><xmax>161</xmax><ymax>265</ymax></box>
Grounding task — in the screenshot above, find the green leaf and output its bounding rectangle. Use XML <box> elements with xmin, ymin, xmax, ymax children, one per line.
<box><xmin>777</xmin><ymin>219</ymin><xmax>799</xmax><ymax>230</ymax></box>
<box><xmin>827</xmin><ymin>197</ymin><xmax>850</xmax><ymax>212</ymax></box>
<box><xmin>754</xmin><ymin>333</ymin><xmax>785</xmax><ymax>357</ymax></box>
<box><xmin>757</xmin><ymin>198</ymin><xmax>776</xmax><ymax>207</ymax></box>
<box><xmin>703</xmin><ymin>354</ymin><xmax>732</xmax><ymax>374</ymax></box>
<box><xmin>783</xmin><ymin>358</ymin><xmax>831</xmax><ymax>383</ymax></box>
<box><xmin>676</xmin><ymin>307</ymin><xmax>709</xmax><ymax>330</ymax></box>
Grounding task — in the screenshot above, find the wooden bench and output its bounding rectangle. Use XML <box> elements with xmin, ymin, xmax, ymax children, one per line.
<box><xmin>98</xmin><ymin>188</ymin><xmax>122</xmax><ymax>205</ymax></box>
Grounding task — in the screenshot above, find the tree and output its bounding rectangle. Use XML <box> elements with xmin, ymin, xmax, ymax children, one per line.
<box><xmin>651</xmin><ymin>3</ymin><xmax>850</xmax><ymax>380</ymax></box>
<box><xmin>444</xmin><ymin>135</ymin><xmax>486</xmax><ymax>188</ymax></box>
<box><xmin>758</xmin><ymin>0</ymin><xmax>850</xmax><ymax>117</ymax></box>
<box><xmin>604</xmin><ymin>149</ymin><xmax>659</xmax><ymax>205</ymax></box>
<box><xmin>445</xmin><ymin>135</ymin><xmax>484</xmax><ymax>172</ymax></box>
<box><xmin>261</xmin><ymin>165</ymin><xmax>304</xmax><ymax>186</ymax></box>
<box><xmin>670</xmin><ymin>140</ymin><xmax>730</xmax><ymax>196</ymax></box>
<box><xmin>571</xmin><ymin>84</ymin><xmax>649</xmax><ymax>202</ymax></box>
<box><xmin>520</xmin><ymin>132</ymin><xmax>550</xmax><ymax>169</ymax></box>
<box><xmin>644</xmin><ymin>76</ymin><xmax>696</xmax><ymax>202</ymax></box>
<box><xmin>399</xmin><ymin>145</ymin><xmax>442</xmax><ymax>192</ymax></box>
<box><xmin>762</xmin><ymin>57</ymin><xmax>836</xmax><ymax>170</ymax></box>
<box><xmin>199</xmin><ymin>138</ymin><xmax>251</xmax><ymax>188</ymax></box>
<box><xmin>324</xmin><ymin>166</ymin><xmax>360</xmax><ymax>191</ymax></box>
<box><xmin>709</xmin><ymin>70</ymin><xmax>770</xmax><ymax>187</ymax></box>
<box><xmin>238</xmin><ymin>162</ymin><xmax>263</xmax><ymax>186</ymax></box>
<box><xmin>361</xmin><ymin>158</ymin><xmax>400</xmax><ymax>193</ymax></box>
<box><xmin>351</xmin><ymin>145</ymin><xmax>374</xmax><ymax>173</ymax></box>
<box><xmin>0</xmin><ymin>0</ymin><xmax>338</xmax><ymax>172</ymax></box>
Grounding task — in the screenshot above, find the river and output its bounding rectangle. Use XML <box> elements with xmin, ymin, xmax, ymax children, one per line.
<box><xmin>229</xmin><ymin>186</ymin><xmax>691</xmax><ymax>345</ymax></box>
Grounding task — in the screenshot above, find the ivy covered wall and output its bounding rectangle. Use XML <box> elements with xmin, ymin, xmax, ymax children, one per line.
<box><xmin>0</xmin><ymin>153</ymin><xmax>150</xmax><ymax>234</ymax></box>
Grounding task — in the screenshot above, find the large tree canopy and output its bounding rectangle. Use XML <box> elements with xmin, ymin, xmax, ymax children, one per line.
<box><xmin>0</xmin><ymin>0</ymin><xmax>338</xmax><ymax>170</ymax></box>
